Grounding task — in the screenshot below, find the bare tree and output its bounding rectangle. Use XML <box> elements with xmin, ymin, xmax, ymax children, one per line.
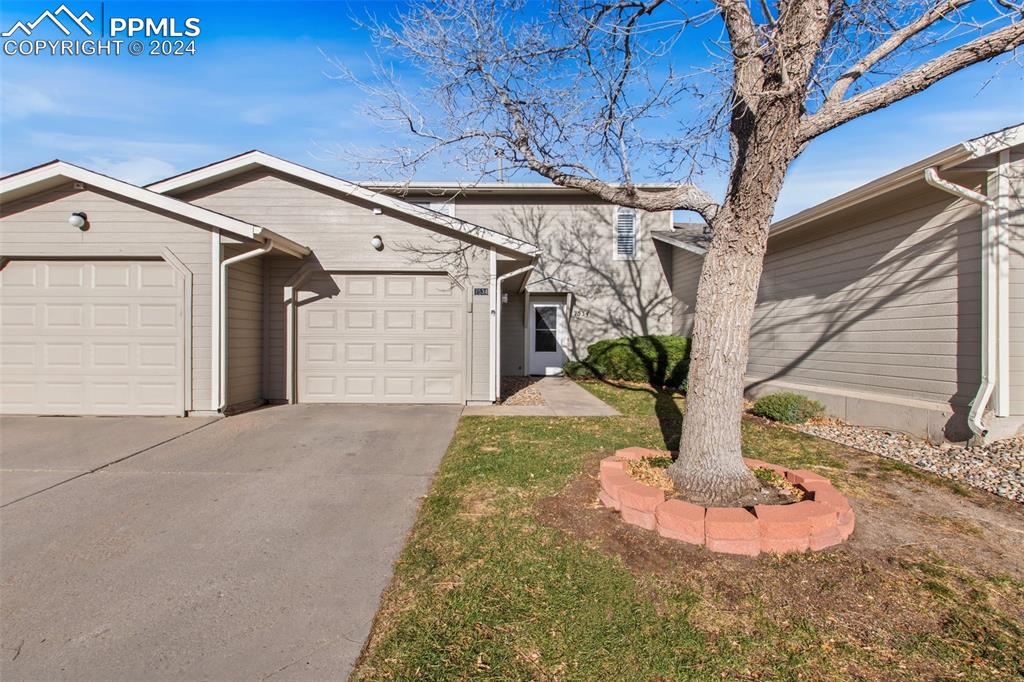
<box><xmin>332</xmin><ymin>0</ymin><xmax>1024</xmax><ymax>505</ymax></box>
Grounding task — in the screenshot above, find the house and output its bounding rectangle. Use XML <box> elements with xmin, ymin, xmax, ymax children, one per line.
<box><xmin>660</xmin><ymin>124</ymin><xmax>1024</xmax><ymax>443</ymax></box>
<box><xmin>0</xmin><ymin>152</ymin><xmax>673</xmax><ymax>416</ymax></box>
<box><xmin>5</xmin><ymin>125</ymin><xmax>1019</xmax><ymax>444</ymax></box>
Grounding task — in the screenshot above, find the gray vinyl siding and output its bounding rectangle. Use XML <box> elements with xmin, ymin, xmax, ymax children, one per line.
<box><xmin>406</xmin><ymin>194</ymin><xmax>676</xmax><ymax>359</ymax></box>
<box><xmin>224</xmin><ymin>243</ymin><xmax>264</xmax><ymax>408</ymax></box>
<box><xmin>501</xmin><ymin>291</ymin><xmax>526</xmax><ymax>375</ymax></box>
<box><xmin>1008</xmin><ymin>157</ymin><xmax>1024</xmax><ymax>414</ymax></box>
<box><xmin>748</xmin><ymin>184</ymin><xmax>983</xmax><ymax>407</ymax></box>
<box><xmin>670</xmin><ymin>180</ymin><xmax>987</xmax><ymax>425</ymax></box>
<box><xmin>0</xmin><ymin>182</ymin><xmax>215</xmax><ymax>411</ymax></box>
<box><xmin>671</xmin><ymin>249</ymin><xmax>702</xmax><ymax>337</ymax></box>
<box><xmin>176</xmin><ymin>170</ymin><xmax>493</xmax><ymax>402</ymax></box>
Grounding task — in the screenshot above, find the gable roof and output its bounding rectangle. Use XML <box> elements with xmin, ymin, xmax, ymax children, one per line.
<box><xmin>658</xmin><ymin>122</ymin><xmax>1024</xmax><ymax>257</ymax></box>
<box><xmin>147</xmin><ymin>151</ymin><xmax>539</xmax><ymax>257</ymax></box>
<box><xmin>0</xmin><ymin>160</ymin><xmax>310</xmax><ymax>257</ymax></box>
<box><xmin>771</xmin><ymin>122</ymin><xmax>1023</xmax><ymax>237</ymax></box>
<box><xmin>652</xmin><ymin>223</ymin><xmax>710</xmax><ymax>256</ymax></box>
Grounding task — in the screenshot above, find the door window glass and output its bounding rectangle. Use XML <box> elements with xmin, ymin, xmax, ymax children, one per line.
<box><xmin>535</xmin><ymin>307</ymin><xmax>557</xmax><ymax>352</ymax></box>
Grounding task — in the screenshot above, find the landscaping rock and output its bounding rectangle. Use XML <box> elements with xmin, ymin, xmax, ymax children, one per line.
<box><xmin>796</xmin><ymin>422</ymin><xmax>1023</xmax><ymax>503</ymax></box>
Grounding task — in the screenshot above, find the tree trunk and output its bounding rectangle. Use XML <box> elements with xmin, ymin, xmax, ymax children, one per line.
<box><xmin>667</xmin><ymin>118</ymin><xmax>798</xmax><ymax>506</ymax></box>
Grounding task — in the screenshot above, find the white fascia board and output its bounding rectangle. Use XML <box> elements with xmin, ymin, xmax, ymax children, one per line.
<box><xmin>771</xmin><ymin>123</ymin><xmax>1023</xmax><ymax>238</ymax></box>
<box><xmin>1</xmin><ymin>161</ymin><xmax>309</xmax><ymax>257</ymax></box>
<box><xmin>149</xmin><ymin>151</ymin><xmax>539</xmax><ymax>258</ymax></box>
<box><xmin>359</xmin><ymin>181</ymin><xmax>680</xmax><ymax>194</ymax></box>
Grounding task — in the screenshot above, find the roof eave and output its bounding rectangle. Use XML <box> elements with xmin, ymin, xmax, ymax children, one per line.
<box><xmin>771</xmin><ymin>123</ymin><xmax>1024</xmax><ymax>237</ymax></box>
<box><xmin>148</xmin><ymin>152</ymin><xmax>539</xmax><ymax>258</ymax></box>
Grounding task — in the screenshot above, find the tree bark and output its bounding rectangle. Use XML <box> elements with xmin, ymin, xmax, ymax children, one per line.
<box><xmin>667</xmin><ymin>110</ymin><xmax>799</xmax><ymax>506</ymax></box>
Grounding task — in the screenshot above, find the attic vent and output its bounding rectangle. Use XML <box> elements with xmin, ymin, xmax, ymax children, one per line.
<box><xmin>615</xmin><ymin>208</ymin><xmax>637</xmax><ymax>259</ymax></box>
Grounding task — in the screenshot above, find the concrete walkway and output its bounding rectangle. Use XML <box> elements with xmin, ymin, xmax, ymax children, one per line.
<box><xmin>463</xmin><ymin>377</ymin><xmax>619</xmax><ymax>417</ymax></box>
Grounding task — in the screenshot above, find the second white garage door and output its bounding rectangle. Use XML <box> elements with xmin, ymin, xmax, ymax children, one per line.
<box><xmin>297</xmin><ymin>273</ymin><xmax>465</xmax><ymax>404</ymax></box>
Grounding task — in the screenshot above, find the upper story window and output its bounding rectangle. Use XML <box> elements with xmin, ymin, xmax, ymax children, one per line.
<box><xmin>615</xmin><ymin>207</ymin><xmax>637</xmax><ymax>260</ymax></box>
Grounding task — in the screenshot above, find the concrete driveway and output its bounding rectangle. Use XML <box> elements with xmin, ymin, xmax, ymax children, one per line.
<box><xmin>0</xmin><ymin>404</ymin><xmax>460</xmax><ymax>680</ymax></box>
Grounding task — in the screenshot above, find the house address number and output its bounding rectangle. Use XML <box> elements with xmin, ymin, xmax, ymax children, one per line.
<box><xmin>473</xmin><ymin>287</ymin><xmax>489</xmax><ymax>296</ymax></box>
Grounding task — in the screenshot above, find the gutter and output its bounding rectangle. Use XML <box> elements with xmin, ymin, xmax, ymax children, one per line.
<box><xmin>493</xmin><ymin>260</ymin><xmax>537</xmax><ymax>400</ymax></box>
<box><xmin>924</xmin><ymin>163</ymin><xmax>1009</xmax><ymax>440</ymax></box>
<box><xmin>218</xmin><ymin>240</ymin><xmax>274</xmax><ymax>411</ymax></box>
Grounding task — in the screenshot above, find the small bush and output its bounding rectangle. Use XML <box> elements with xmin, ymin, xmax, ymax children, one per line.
<box><xmin>563</xmin><ymin>335</ymin><xmax>690</xmax><ymax>389</ymax></box>
<box><xmin>750</xmin><ymin>392</ymin><xmax>825</xmax><ymax>424</ymax></box>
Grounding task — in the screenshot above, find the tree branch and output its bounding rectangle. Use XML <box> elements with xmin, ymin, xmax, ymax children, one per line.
<box><xmin>801</xmin><ymin>18</ymin><xmax>1024</xmax><ymax>141</ymax></box>
<box><xmin>824</xmin><ymin>0</ymin><xmax>976</xmax><ymax>106</ymax></box>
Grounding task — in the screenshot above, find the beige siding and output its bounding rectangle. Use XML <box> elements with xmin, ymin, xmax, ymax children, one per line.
<box><xmin>501</xmin><ymin>292</ymin><xmax>526</xmax><ymax>375</ymax></box>
<box><xmin>408</xmin><ymin>194</ymin><xmax>675</xmax><ymax>359</ymax></box>
<box><xmin>670</xmin><ymin>180</ymin><xmax>987</xmax><ymax>438</ymax></box>
<box><xmin>0</xmin><ymin>182</ymin><xmax>215</xmax><ymax>411</ymax></box>
<box><xmin>224</xmin><ymin>243</ymin><xmax>264</xmax><ymax>409</ymax></box>
<box><xmin>1008</xmin><ymin>157</ymin><xmax>1024</xmax><ymax>414</ymax></box>
<box><xmin>671</xmin><ymin>249</ymin><xmax>702</xmax><ymax>337</ymax></box>
<box><xmin>177</xmin><ymin>170</ymin><xmax>493</xmax><ymax>402</ymax></box>
<box><xmin>748</xmin><ymin>185</ymin><xmax>983</xmax><ymax>409</ymax></box>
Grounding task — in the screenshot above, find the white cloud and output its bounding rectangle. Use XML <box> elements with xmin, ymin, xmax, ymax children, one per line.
<box><xmin>1</xmin><ymin>83</ymin><xmax>57</xmax><ymax>119</ymax></box>
<box><xmin>27</xmin><ymin>131</ymin><xmax>217</xmax><ymax>160</ymax></box>
<box><xmin>240</xmin><ymin>108</ymin><xmax>274</xmax><ymax>125</ymax></box>
<box><xmin>85</xmin><ymin>156</ymin><xmax>179</xmax><ymax>185</ymax></box>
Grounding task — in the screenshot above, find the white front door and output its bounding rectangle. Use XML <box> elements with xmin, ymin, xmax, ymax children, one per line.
<box><xmin>528</xmin><ymin>301</ymin><xmax>566</xmax><ymax>376</ymax></box>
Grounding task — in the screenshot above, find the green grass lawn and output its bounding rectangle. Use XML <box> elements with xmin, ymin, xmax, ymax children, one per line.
<box><xmin>353</xmin><ymin>381</ymin><xmax>1024</xmax><ymax>681</ymax></box>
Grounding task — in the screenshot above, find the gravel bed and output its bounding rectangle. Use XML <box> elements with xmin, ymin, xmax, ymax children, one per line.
<box><xmin>795</xmin><ymin>421</ymin><xmax>1023</xmax><ymax>502</ymax></box>
<box><xmin>500</xmin><ymin>376</ymin><xmax>545</xmax><ymax>406</ymax></box>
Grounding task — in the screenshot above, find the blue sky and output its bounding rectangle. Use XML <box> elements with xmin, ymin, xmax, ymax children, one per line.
<box><xmin>1</xmin><ymin>0</ymin><xmax>1020</xmax><ymax>218</ymax></box>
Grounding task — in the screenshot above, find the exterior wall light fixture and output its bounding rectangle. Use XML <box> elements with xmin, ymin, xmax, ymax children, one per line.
<box><xmin>370</xmin><ymin>235</ymin><xmax>384</xmax><ymax>251</ymax></box>
<box><xmin>68</xmin><ymin>212</ymin><xmax>88</xmax><ymax>230</ymax></box>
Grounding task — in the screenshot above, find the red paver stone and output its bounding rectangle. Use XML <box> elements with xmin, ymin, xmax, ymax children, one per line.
<box><xmin>798</xmin><ymin>500</ymin><xmax>843</xmax><ymax>550</ymax></box>
<box><xmin>621</xmin><ymin>506</ymin><xmax>657</xmax><ymax>530</ymax></box>
<box><xmin>600</xmin><ymin>456</ymin><xmax>626</xmax><ymax>476</ymax></box>
<box><xmin>614</xmin><ymin>446</ymin><xmax>668</xmax><ymax>460</ymax></box>
<box><xmin>743</xmin><ymin>457</ymin><xmax>787</xmax><ymax>476</ymax></box>
<box><xmin>705</xmin><ymin>507</ymin><xmax>759</xmax><ymax>540</ymax></box>
<box><xmin>807</xmin><ymin>484</ymin><xmax>852</xmax><ymax>514</ymax></box>
<box><xmin>705</xmin><ymin>537</ymin><xmax>760</xmax><ymax>556</ymax></box>
<box><xmin>598</xmin><ymin>490</ymin><xmax>618</xmax><ymax>510</ymax></box>
<box><xmin>755</xmin><ymin>503</ymin><xmax>810</xmax><ymax>554</ymax></box>
<box><xmin>785</xmin><ymin>469</ymin><xmax>829</xmax><ymax>486</ymax></box>
<box><xmin>838</xmin><ymin>508</ymin><xmax>856</xmax><ymax>540</ymax></box>
<box><xmin>600</xmin><ymin>469</ymin><xmax>632</xmax><ymax>502</ymax></box>
<box><xmin>655</xmin><ymin>499</ymin><xmax>705</xmax><ymax>544</ymax></box>
<box><xmin>618</xmin><ymin>481</ymin><xmax>665</xmax><ymax>512</ymax></box>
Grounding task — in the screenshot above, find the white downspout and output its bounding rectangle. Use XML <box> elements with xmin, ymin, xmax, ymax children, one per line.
<box><xmin>219</xmin><ymin>240</ymin><xmax>274</xmax><ymax>411</ymax></box>
<box><xmin>924</xmin><ymin>168</ymin><xmax>999</xmax><ymax>439</ymax></box>
<box><xmin>494</xmin><ymin>263</ymin><xmax>536</xmax><ymax>397</ymax></box>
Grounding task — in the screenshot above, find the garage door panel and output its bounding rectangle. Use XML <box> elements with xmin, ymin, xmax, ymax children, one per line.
<box><xmin>0</xmin><ymin>261</ymin><xmax>184</xmax><ymax>415</ymax></box>
<box><xmin>297</xmin><ymin>273</ymin><xmax>465</xmax><ymax>404</ymax></box>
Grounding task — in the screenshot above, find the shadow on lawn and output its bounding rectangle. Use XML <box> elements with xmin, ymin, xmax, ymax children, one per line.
<box><xmin>575</xmin><ymin>336</ymin><xmax>687</xmax><ymax>452</ymax></box>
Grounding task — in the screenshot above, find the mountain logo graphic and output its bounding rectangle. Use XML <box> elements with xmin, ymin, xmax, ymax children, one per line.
<box><xmin>2</xmin><ymin>4</ymin><xmax>94</xmax><ymax>37</ymax></box>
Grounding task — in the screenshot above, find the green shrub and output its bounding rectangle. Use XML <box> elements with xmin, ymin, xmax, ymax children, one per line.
<box><xmin>563</xmin><ymin>335</ymin><xmax>690</xmax><ymax>389</ymax></box>
<box><xmin>750</xmin><ymin>392</ymin><xmax>825</xmax><ymax>424</ymax></box>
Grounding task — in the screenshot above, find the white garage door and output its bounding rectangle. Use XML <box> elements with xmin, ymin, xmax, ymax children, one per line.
<box><xmin>297</xmin><ymin>273</ymin><xmax>465</xmax><ymax>404</ymax></box>
<box><xmin>0</xmin><ymin>260</ymin><xmax>185</xmax><ymax>415</ymax></box>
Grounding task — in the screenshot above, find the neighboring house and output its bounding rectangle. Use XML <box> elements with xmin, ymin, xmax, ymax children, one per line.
<box><xmin>661</xmin><ymin>124</ymin><xmax>1024</xmax><ymax>443</ymax></box>
<box><xmin>360</xmin><ymin>181</ymin><xmax>677</xmax><ymax>375</ymax></box>
<box><xmin>0</xmin><ymin>152</ymin><xmax>672</xmax><ymax>416</ymax></box>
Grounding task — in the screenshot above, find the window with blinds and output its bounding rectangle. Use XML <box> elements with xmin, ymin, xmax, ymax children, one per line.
<box><xmin>615</xmin><ymin>208</ymin><xmax>637</xmax><ymax>259</ymax></box>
